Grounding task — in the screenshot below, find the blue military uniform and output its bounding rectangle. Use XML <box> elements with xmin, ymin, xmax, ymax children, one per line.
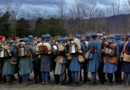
<box><xmin>103</xmin><ymin>35</ymin><xmax>119</xmax><ymax>84</ymax></box>
<box><xmin>54</xmin><ymin>38</ymin><xmax>68</xmax><ymax>84</ymax></box>
<box><xmin>69</xmin><ymin>34</ymin><xmax>86</xmax><ymax>85</ymax></box>
<box><xmin>86</xmin><ymin>33</ymin><xmax>102</xmax><ymax>84</ymax></box>
<box><xmin>97</xmin><ymin>32</ymin><xmax>107</xmax><ymax>84</ymax></box>
<box><xmin>2</xmin><ymin>40</ymin><xmax>17</xmax><ymax>83</ymax></box>
<box><xmin>114</xmin><ymin>33</ymin><xmax>124</xmax><ymax>83</ymax></box>
<box><xmin>28</xmin><ymin>35</ymin><xmax>41</xmax><ymax>83</ymax></box>
<box><xmin>40</xmin><ymin>34</ymin><xmax>52</xmax><ymax>84</ymax></box>
<box><xmin>83</xmin><ymin>34</ymin><xmax>92</xmax><ymax>83</ymax></box>
<box><xmin>19</xmin><ymin>38</ymin><xmax>35</xmax><ymax>83</ymax></box>
<box><xmin>121</xmin><ymin>33</ymin><xmax>130</xmax><ymax>85</ymax></box>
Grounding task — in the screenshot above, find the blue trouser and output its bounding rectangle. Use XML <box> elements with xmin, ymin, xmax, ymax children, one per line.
<box><xmin>125</xmin><ymin>72</ymin><xmax>130</xmax><ymax>84</ymax></box>
<box><xmin>41</xmin><ymin>72</ymin><xmax>49</xmax><ymax>82</ymax></box>
<box><xmin>59</xmin><ymin>74</ymin><xmax>63</xmax><ymax>83</ymax></box>
<box><xmin>71</xmin><ymin>71</ymin><xmax>79</xmax><ymax>83</ymax></box>
<box><xmin>22</xmin><ymin>74</ymin><xmax>29</xmax><ymax>82</ymax></box>
<box><xmin>91</xmin><ymin>72</ymin><xmax>96</xmax><ymax>83</ymax></box>
<box><xmin>107</xmin><ymin>73</ymin><xmax>113</xmax><ymax>83</ymax></box>
<box><xmin>84</xmin><ymin>61</ymin><xmax>89</xmax><ymax>80</ymax></box>
<box><xmin>6</xmin><ymin>75</ymin><xmax>11</xmax><ymax>83</ymax></box>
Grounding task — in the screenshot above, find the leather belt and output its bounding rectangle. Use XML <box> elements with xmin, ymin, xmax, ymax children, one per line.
<box><xmin>91</xmin><ymin>49</ymin><xmax>98</xmax><ymax>52</ymax></box>
<box><xmin>124</xmin><ymin>50</ymin><xmax>130</xmax><ymax>54</ymax></box>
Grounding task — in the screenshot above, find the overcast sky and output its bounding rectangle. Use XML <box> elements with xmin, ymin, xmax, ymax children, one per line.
<box><xmin>0</xmin><ymin>0</ymin><xmax>129</xmax><ymax>18</ymax></box>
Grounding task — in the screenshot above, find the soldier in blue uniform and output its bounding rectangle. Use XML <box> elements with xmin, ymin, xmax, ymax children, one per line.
<box><xmin>40</xmin><ymin>34</ymin><xmax>52</xmax><ymax>85</ymax></box>
<box><xmin>98</xmin><ymin>32</ymin><xmax>107</xmax><ymax>84</ymax></box>
<box><xmin>121</xmin><ymin>33</ymin><xmax>130</xmax><ymax>86</ymax></box>
<box><xmin>86</xmin><ymin>33</ymin><xmax>102</xmax><ymax>85</ymax></box>
<box><xmin>28</xmin><ymin>35</ymin><xmax>41</xmax><ymax>83</ymax></box>
<box><xmin>83</xmin><ymin>34</ymin><xmax>92</xmax><ymax>83</ymax></box>
<box><xmin>79</xmin><ymin>34</ymin><xmax>86</xmax><ymax>83</ymax></box>
<box><xmin>114</xmin><ymin>33</ymin><xmax>124</xmax><ymax>84</ymax></box>
<box><xmin>19</xmin><ymin>38</ymin><xmax>35</xmax><ymax>85</ymax></box>
<box><xmin>103</xmin><ymin>34</ymin><xmax>119</xmax><ymax>85</ymax></box>
<box><xmin>69</xmin><ymin>34</ymin><xmax>86</xmax><ymax>86</ymax></box>
<box><xmin>54</xmin><ymin>38</ymin><xmax>68</xmax><ymax>85</ymax></box>
<box><xmin>46</xmin><ymin>34</ymin><xmax>54</xmax><ymax>81</ymax></box>
<box><xmin>61</xmin><ymin>37</ymin><xmax>68</xmax><ymax>81</ymax></box>
<box><xmin>2</xmin><ymin>40</ymin><xmax>17</xmax><ymax>84</ymax></box>
<box><xmin>65</xmin><ymin>37</ymin><xmax>73</xmax><ymax>83</ymax></box>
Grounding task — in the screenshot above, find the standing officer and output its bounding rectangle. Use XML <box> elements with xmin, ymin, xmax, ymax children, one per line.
<box><xmin>83</xmin><ymin>34</ymin><xmax>92</xmax><ymax>83</ymax></box>
<box><xmin>114</xmin><ymin>33</ymin><xmax>124</xmax><ymax>84</ymax></box>
<box><xmin>86</xmin><ymin>33</ymin><xmax>102</xmax><ymax>85</ymax></box>
<box><xmin>2</xmin><ymin>40</ymin><xmax>18</xmax><ymax>84</ymax></box>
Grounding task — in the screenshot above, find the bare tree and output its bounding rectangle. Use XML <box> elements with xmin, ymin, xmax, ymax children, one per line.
<box><xmin>111</xmin><ymin>3</ymin><xmax>116</xmax><ymax>16</ymax></box>
<box><xmin>117</xmin><ymin>1</ymin><xmax>121</xmax><ymax>15</ymax></box>
<box><xmin>122</xmin><ymin>0</ymin><xmax>130</xmax><ymax>33</ymax></box>
<box><xmin>0</xmin><ymin>0</ymin><xmax>13</xmax><ymax>11</ymax></box>
<box><xmin>57</xmin><ymin>0</ymin><xmax>66</xmax><ymax>19</ymax></box>
<box><xmin>123</xmin><ymin>0</ymin><xmax>130</xmax><ymax>13</ymax></box>
<box><xmin>65</xmin><ymin>0</ymin><xmax>98</xmax><ymax>35</ymax></box>
<box><xmin>33</xmin><ymin>9</ymin><xmax>47</xmax><ymax>19</ymax></box>
<box><xmin>0</xmin><ymin>0</ymin><xmax>22</xmax><ymax>36</ymax></box>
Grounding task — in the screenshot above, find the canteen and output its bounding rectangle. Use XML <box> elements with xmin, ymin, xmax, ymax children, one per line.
<box><xmin>0</xmin><ymin>50</ymin><xmax>4</xmax><ymax>58</ymax></box>
<box><xmin>18</xmin><ymin>48</ymin><xmax>25</xmax><ymax>56</ymax></box>
<box><xmin>52</xmin><ymin>45</ymin><xmax>58</xmax><ymax>53</ymax></box>
<box><xmin>4</xmin><ymin>50</ymin><xmax>9</xmax><ymax>57</ymax></box>
<box><xmin>108</xmin><ymin>48</ymin><xmax>115</xmax><ymax>56</ymax></box>
<box><xmin>69</xmin><ymin>45</ymin><xmax>76</xmax><ymax>54</ymax></box>
<box><xmin>0</xmin><ymin>50</ymin><xmax>9</xmax><ymax>58</ymax></box>
<box><xmin>108</xmin><ymin>49</ymin><xmax>112</xmax><ymax>54</ymax></box>
<box><xmin>105</xmin><ymin>48</ymin><xmax>109</xmax><ymax>54</ymax></box>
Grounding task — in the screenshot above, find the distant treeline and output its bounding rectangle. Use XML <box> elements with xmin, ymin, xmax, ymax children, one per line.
<box><xmin>0</xmin><ymin>11</ymin><xmax>130</xmax><ymax>38</ymax></box>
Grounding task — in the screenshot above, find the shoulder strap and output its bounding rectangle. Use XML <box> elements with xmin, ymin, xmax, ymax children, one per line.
<box><xmin>89</xmin><ymin>41</ymin><xmax>95</xmax><ymax>51</ymax></box>
<box><xmin>84</xmin><ymin>41</ymin><xmax>88</xmax><ymax>48</ymax></box>
<box><xmin>122</xmin><ymin>41</ymin><xmax>129</xmax><ymax>53</ymax></box>
<box><xmin>24</xmin><ymin>44</ymin><xmax>32</xmax><ymax>56</ymax></box>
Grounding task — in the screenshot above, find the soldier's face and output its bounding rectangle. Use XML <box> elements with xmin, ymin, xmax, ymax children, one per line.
<box><xmin>12</xmin><ymin>43</ymin><xmax>15</xmax><ymax>46</ymax></box>
<box><xmin>89</xmin><ymin>38</ymin><xmax>92</xmax><ymax>41</ymax></box>
<box><xmin>16</xmin><ymin>39</ymin><xmax>20</xmax><ymax>42</ymax></box>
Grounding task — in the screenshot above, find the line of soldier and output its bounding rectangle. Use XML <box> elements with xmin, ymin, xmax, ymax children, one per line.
<box><xmin>0</xmin><ymin>32</ymin><xmax>130</xmax><ymax>86</ymax></box>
